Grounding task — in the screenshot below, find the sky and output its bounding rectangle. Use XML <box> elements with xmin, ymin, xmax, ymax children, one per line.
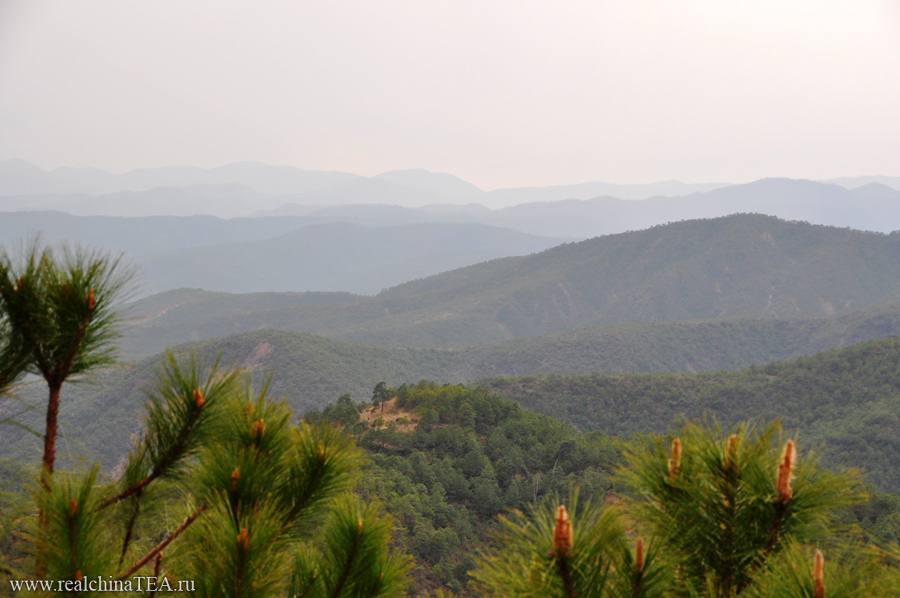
<box><xmin>1</xmin><ymin>0</ymin><xmax>899</xmax><ymax>190</ymax></box>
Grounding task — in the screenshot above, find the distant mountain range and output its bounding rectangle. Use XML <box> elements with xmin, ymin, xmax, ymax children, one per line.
<box><xmin>5</xmin><ymin>180</ymin><xmax>896</xmax><ymax>301</ymax></box>
<box><xmin>0</xmin><ymin>215</ymin><xmax>567</xmax><ymax>297</ymax></box>
<box><xmin>0</xmin><ymin>159</ymin><xmax>357</xmax><ymax>197</ymax></box>
<box><xmin>136</xmin><ymin>222</ymin><xmax>568</xmax><ymax>296</ymax></box>
<box><xmin>0</xmin><ymin>211</ymin><xmax>316</xmax><ymax>255</ymax></box>
<box><xmin>0</xmin><ymin>159</ymin><xmax>728</xmax><ymax>211</ymax></box>
<box><xmin>246</xmin><ymin>179</ymin><xmax>900</xmax><ymax>237</ymax></box>
<box><xmin>3</xmin><ymin>159</ymin><xmax>899</xmax><ymax>237</ymax></box>
<box><xmin>4</xmin><ymin>211</ymin><xmax>900</xmax><ymax>484</ymax></box>
<box><xmin>119</xmin><ymin>214</ymin><xmax>900</xmax><ymax>355</ymax></box>
<box><xmin>475</xmin><ymin>178</ymin><xmax>900</xmax><ymax>236</ymax></box>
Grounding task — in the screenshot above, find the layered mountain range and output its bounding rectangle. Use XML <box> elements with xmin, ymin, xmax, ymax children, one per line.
<box><xmin>118</xmin><ymin>214</ymin><xmax>900</xmax><ymax>355</ymax></box>
<box><xmin>2</xmin><ymin>160</ymin><xmax>899</xmax><ymax>234</ymax></box>
<box><xmin>2</xmin><ymin>161</ymin><xmax>899</xmax><ymax>499</ymax></box>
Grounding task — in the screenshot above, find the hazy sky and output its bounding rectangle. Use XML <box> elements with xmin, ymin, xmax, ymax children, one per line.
<box><xmin>1</xmin><ymin>1</ymin><xmax>899</xmax><ymax>189</ymax></box>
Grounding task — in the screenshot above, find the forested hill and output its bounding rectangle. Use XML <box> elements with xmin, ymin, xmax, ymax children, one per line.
<box><xmin>484</xmin><ymin>336</ymin><xmax>900</xmax><ymax>490</ymax></box>
<box><xmin>6</xmin><ymin>347</ymin><xmax>900</xmax><ymax>592</ymax></box>
<box><xmin>373</xmin><ymin>214</ymin><xmax>900</xmax><ymax>336</ymax></box>
<box><xmin>120</xmin><ymin>304</ymin><xmax>900</xmax><ymax>408</ymax></box>
<box><xmin>5</xmin><ymin>325</ymin><xmax>900</xmax><ymax>486</ymax></box>
<box><xmin>451</xmin><ymin>303</ymin><xmax>900</xmax><ymax>377</ymax></box>
<box><xmin>123</xmin><ymin>214</ymin><xmax>900</xmax><ymax>351</ymax></box>
<box><xmin>120</xmin><ymin>302</ymin><xmax>900</xmax><ymax>393</ymax></box>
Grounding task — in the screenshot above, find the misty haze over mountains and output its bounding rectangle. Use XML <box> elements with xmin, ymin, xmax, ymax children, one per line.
<box><xmin>116</xmin><ymin>213</ymin><xmax>900</xmax><ymax>358</ymax></box>
<box><xmin>0</xmin><ymin>158</ymin><xmax>729</xmax><ymax>208</ymax></box>
<box><xmin>1</xmin><ymin>159</ymin><xmax>898</xmax><ymax>230</ymax></box>
<box><xmin>3</xmin><ymin>158</ymin><xmax>899</xmax><ymax>219</ymax></box>
<box><xmin>1</xmin><ymin>158</ymin><xmax>899</xmax><ymax>298</ymax></box>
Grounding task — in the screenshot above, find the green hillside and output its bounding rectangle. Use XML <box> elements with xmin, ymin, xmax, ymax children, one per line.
<box><xmin>10</xmin><ymin>373</ymin><xmax>896</xmax><ymax>595</ymax></box>
<box><xmin>450</xmin><ymin>303</ymin><xmax>900</xmax><ymax>377</ymax></box>
<box><xmin>120</xmin><ymin>288</ymin><xmax>373</xmax><ymax>360</ymax></box>
<box><xmin>483</xmin><ymin>336</ymin><xmax>900</xmax><ymax>491</ymax></box>
<box><xmin>315</xmin><ymin>382</ymin><xmax>900</xmax><ymax>594</ymax></box>
<box><xmin>0</xmin><ymin>330</ymin><xmax>449</xmax><ymax>471</ymax></box>
<box><xmin>122</xmin><ymin>214</ymin><xmax>900</xmax><ymax>351</ymax></box>
<box><xmin>122</xmin><ymin>299</ymin><xmax>900</xmax><ymax>382</ymax></box>
<box><xmin>319</xmin><ymin>383</ymin><xmax>630</xmax><ymax>594</ymax></box>
<box><xmin>369</xmin><ymin>214</ymin><xmax>900</xmax><ymax>342</ymax></box>
<box><xmin>5</xmin><ymin>327</ymin><xmax>900</xmax><ymax>492</ymax></box>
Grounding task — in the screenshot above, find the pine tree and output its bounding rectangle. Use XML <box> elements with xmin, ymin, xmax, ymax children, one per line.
<box><xmin>0</xmin><ymin>277</ymin><xmax>30</xmax><ymax>433</ymax></box>
<box><xmin>1</xmin><ymin>241</ymin><xmax>410</xmax><ymax>596</ymax></box>
<box><xmin>0</xmin><ymin>295</ymin><xmax>27</xmax><ymax>397</ymax></box>
<box><xmin>372</xmin><ymin>382</ymin><xmax>389</xmax><ymax>417</ymax></box>
<box><xmin>30</xmin><ymin>352</ymin><xmax>410</xmax><ymax>596</ymax></box>
<box><xmin>471</xmin><ymin>490</ymin><xmax>668</xmax><ymax>597</ymax></box>
<box><xmin>474</xmin><ymin>420</ymin><xmax>898</xmax><ymax>597</ymax></box>
<box><xmin>0</xmin><ymin>240</ymin><xmax>132</xmax><ymax>479</ymax></box>
<box><xmin>625</xmin><ymin>421</ymin><xmax>866</xmax><ymax>595</ymax></box>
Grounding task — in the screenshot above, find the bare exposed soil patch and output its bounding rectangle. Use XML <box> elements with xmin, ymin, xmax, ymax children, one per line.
<box><xmin>359</xmin><ymin>397</ymin><xmax>418</xmax><ymax>432</ymax></box>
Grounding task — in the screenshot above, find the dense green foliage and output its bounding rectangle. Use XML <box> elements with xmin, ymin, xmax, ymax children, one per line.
<box><xmin>455</xmin><ymin>304</ymin><xmax>900</xmax><ymax>378</ymax></box>
<box><xmin>6</xmin><ymin>332</ymin><xmax>900</xmax><ymax>498</ymax></box>
<box><xmin>4</xmin><ymin>214</ymin><xmax>900</xmax><ymax>595</ymax></box>
<box><xmin>305</xmin><ymin>382</ymin><xmax>629</xmax><ymax>594</ymax></box>
<box><xmin>0</xmin><ymin>243</ymin><xmax>409</xmax><ymax>596</ymax></box>
<box><xmin>474</xmin><ymin>421</ymin><xmax>896</xmax><ymax>597</ymax></box>
<box><xmin>6</xmin><ymin>368</ymin><xmax>900</xmax><ymax>595</ymax></box>
<box><xmin>306</xmin><ymin>384</ymin><xmax>900</xmax><ymax>596</ymax></box>
<box><xmin>484</xmin><ymin>336</ymin><xmax>900</xmax><ymax>492</ymax></box>
<box><xmin>3</xmin><ymin>353</ymin><xmax>410</xmax><ymax>597</ymax></box>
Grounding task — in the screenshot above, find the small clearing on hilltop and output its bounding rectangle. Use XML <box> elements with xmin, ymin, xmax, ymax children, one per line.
<box><xmin>359</xmin><ymin>397</ymin><xmax>418</xmax><ymax>432</ymax></box>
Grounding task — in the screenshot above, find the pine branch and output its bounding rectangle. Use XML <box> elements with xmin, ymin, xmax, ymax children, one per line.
<box><xmin>117</xmin><ymin>493</ymin><xmax>142</xmax><ymax>568</ymax></box>
<box><xmin>52</xmin><ymin>313</ymin><xmax>89</xmax><ymax>389</ymax></box>
<box><xmin>719</xmin><ymin>453</ymin><xmax>739</xmax><ymax>591</ymax></box>
<box><xmin>735</xmin><ymin>500</ymin><xmax>790</xmax><ymax>593</ymax></box>
<box><xmin>98</xmin><ymin>472</ymin><xmax>155</xmax><ymax>510</ymax></box>
<box><xmin>41</xmin><ymin>384</ymin><xmax>62</xmax><ymax>480</ymax></box>
<box><xmin>762</xmin><ymin>501</ymin><xmax>788</xmax><ymax>557</ymax></box>
<box><xmin>292</xmin><ymin>574</ymin><xmax>317</xmax><ymax>598</ymax></box>
<box><xmin>32</xmin><ymin>346</ymin><xmax>52</xmax><ymax>384</ymax></box>
<box><xmin>98</xmin><ymin>405</ymin><xmax>202</xmax><ymax>510</ymax></box>
<box><xmin>235</xmin><ymin>527</ymin><xmax>248</xmax><ymax>597</ymax></box>
<box><xmin>554</xmin><ymin>556</ymin><xmax>577</xmax><ymax>598</ymax></box>
<box><xmin>148</xmin><ymin>553</ymin><xmax>163</xmax><ymax>598</ymax></box>
<box><xmin>737</xmin><ymin>479</ymin><xmax>793</xmax><ymax>594</ymax></box>
<box><xmin>67</xmin><ymin>499</ymin><xmax>78</xmax><ymax>577</ymax></box>
<box><xmin>118</xmin><ymin>504</ymin><xmax>207</xmax><ymax>580</ymax></box>
<box><xmin>631</xmin><ymin>537</ymin><xmax>644</xmax><ymax>598</ymax></box>
<box><xmin>328</xmin><ymin>526</ymin><xmax>363</xmax><ymax>598</ymax></box>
